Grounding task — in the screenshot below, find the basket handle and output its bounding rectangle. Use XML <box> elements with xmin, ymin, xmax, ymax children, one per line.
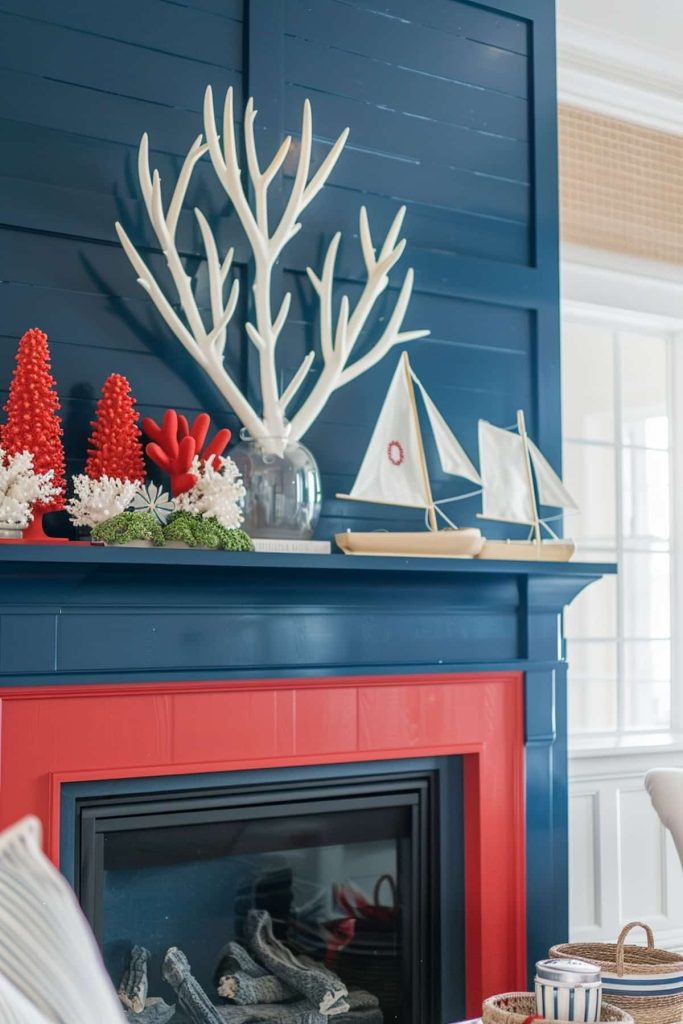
<box><xmin>616</xmin><ymin>921</ymin><xmax>655</xmax><ymax>976</ymax></box>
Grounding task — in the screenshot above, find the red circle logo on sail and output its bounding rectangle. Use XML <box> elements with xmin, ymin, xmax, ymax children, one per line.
<box><xmin>387</xmin><ymin>440</ymin><xmax>405</xmax><ymax>466</ymax></box>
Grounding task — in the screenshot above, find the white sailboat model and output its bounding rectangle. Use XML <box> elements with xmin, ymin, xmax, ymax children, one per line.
<box><xmin>335</xmin><ymin>352</ymin><xmax>485</xmax><ymax>557</ymax></box>
<box><xmin>476</xmin><ymin>411</ymin><xmax>577</xmax><ymax>561</ymax></box>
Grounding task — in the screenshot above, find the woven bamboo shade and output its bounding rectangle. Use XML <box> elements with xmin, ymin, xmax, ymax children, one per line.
<box><xmin>559</xmin><ymin>105</ymin><xmax>683</xmax><ymax>264</ymax></box>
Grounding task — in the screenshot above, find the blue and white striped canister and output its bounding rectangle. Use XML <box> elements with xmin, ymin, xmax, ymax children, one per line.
<box><xmin>535</xmin><ymin>959</ymin><xmax>602</xmax><ymax>1022</ymax></box>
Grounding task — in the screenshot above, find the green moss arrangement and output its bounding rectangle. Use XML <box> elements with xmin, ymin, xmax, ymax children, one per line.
<box><xmin>162</xmin><ymin>511</ymin><xmax>254</xmax><ymax>552</ymax></box>
<box><xmin>91</xmin><ymin>511</ymin><xmax>165</xmax><ymax>546</ymax></box>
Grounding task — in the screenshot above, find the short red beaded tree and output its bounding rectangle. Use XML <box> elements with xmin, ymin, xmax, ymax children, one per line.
<box><xmin>2</xmin><ymin>327</ymin><xmax>66</xmax><ymax>541</ymax></box>
<box><xmin>85</xmin><ymin>373</ymin><xmax>145</xmax><ymax>483</ymax></box>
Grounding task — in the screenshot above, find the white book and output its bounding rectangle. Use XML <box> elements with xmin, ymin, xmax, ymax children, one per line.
<box><xmin>252</xmin><ymin>538</ymin><xmax>331</xmax><ymax>554</ymax></box>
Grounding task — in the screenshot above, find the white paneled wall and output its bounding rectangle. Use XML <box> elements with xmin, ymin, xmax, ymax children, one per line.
<box><xmin>569</xmin><ymin>747</ymin><xmax>683</xmax><ymax>949</ymax></box>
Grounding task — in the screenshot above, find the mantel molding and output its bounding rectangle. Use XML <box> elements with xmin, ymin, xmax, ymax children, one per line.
<box><xmin>0</xmin><ymin>543</ymin><xmax>613</xmax><ymax>582</ymax></box>
<box><xmin>557</xmin><ymin>17</ymin><xmax>683</xmax><ymax>135</ymax></box>
<box><xmin>0</xmin><ymin>545</ymin><xmax>610</xmax><ymax>686</ymax></box>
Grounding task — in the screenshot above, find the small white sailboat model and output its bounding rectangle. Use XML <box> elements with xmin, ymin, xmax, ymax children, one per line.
<box><xmin>335</xmin><ymin>352</ymin><xmax>485</xmax><ymax>557</ymax></box>
<box><xmin>476</xmin><ymin>411</ymin><xmax>576</xmax><ymax>561</ymax></box>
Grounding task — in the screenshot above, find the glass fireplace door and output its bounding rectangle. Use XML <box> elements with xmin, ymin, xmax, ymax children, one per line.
<box><xmin>76</xmin><ymin>772</ymin><xmax>442</xmax><ymax>1024</ymax></box>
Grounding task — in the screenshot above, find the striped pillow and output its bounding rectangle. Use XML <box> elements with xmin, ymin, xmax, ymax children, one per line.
<box><xmin>0</xmin><ymin>815</ymin><xmax>124</xmax><ymax>1023</ymax></box>
<box><xmin>0</xmin><ymin>973</ymin><xmax>53</xmax><ymax>1024</ymax></box>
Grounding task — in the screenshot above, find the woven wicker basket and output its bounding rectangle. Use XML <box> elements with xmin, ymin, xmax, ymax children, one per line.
<box><xmin>482</xmin><ymin>992</ymin><xmax>633</xmax><ymax>1024</ymax></box>
<box><xmin>550</xmin><ymin>922</ymin><xmax>683</xmax><ymax>1024</ymax></box>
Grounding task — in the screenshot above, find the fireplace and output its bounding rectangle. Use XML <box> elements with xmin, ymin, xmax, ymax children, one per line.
<box><xmin>0</xmin><ymin>547</ymin><xmax>611</xmax><ymax>1019</ymax></box>
<box><xmin>1</xmin><ymin>667</ymin><xmax>526</xmax><ymax>1016</ymax></box>
<box><xmin>68</xmin><ymin>760</ymin><xmax>463</xmax><ymax>1023</ymax></box>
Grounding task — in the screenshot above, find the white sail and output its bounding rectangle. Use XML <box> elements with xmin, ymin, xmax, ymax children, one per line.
<box><xmin>478</xmin><ymin>420</ymin><xmax>536</xmax><ymax>524</ymax></box>
<box><xmin>528</xmin><ymin>440</ymin><xmax>577</xmax><ymax>510</ymax></box>
<box><xmin>410</xmin><ymin>372</ymin><xmax>481</xmax><ymax>484</ymax></box>
<box><xmin>341</xmin><ymin>357</ymin><xmax>431</xmax><ymax>509</ymax></box>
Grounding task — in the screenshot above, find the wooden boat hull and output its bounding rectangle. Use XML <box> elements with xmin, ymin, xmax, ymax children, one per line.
<box><xmin>335</xmin><ymin>528</ymin><xmax>485</xmax><ymax>558</ymax></box>
<box><xmin>477</xmin><ymin>538</ymin><xmax>575</xmax><ymax>562</ymax></box>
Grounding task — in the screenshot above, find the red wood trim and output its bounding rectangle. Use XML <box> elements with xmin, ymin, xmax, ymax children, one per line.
<box><xmin>464</xmin><ymin>752</ymin><xmax>484</xmax><ymax>1009</ymax></box>
<box><xmin>0</xmin><ymin>670</ymin><xmax>515</xmax><ymax>701</ymax></box>
<box><xmin>0</xmin><ymin>671</ymin><xmax>526</xmax><ymax>1012</ymax></box>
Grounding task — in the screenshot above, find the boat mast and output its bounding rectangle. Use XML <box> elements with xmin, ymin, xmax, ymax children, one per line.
<box><xmin>516</xmin><ymin>409</ymin><xmax>541</xmax><ymax>545</ymax></box>
<box><xmin>402</xmin><ymin>352</ymin><xmax>437</xmax><ymax>531</ymax></box>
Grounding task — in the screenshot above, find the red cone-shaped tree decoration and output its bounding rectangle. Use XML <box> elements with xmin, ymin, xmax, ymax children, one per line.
<box><xmin>2</xmin><ymin>328</ymin><xmax>66</xmax><ymax>519</ymax></box>
<box><xmin>85</xmin><ymin>373</ymin><xmax>145</xmax><ymax>482</ymax></box>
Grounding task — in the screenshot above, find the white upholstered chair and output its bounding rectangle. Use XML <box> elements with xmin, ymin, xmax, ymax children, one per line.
<box><xmin>645</xmin><ymin>769</ymin><xmax>683</xmax><ymax>866</ymax></box>
<box><xmin>0</xmin><ymin>816</ymin><xmax>123</xmax><ymax>1023</ymax></box>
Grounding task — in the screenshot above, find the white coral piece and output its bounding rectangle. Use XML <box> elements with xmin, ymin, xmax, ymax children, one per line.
<box><xmin>66</xmin><ymin>475</ymin><xmax>138</xmax><ymax>528</ymax></box>
<box><xmin>0</xmin><ymin>448</ymin><xmax>59</xmax><ymax>527</ymax></box>
<box><xmin>115</xmin><ymin>87</ymin><xmax>429</xmax><ymax>449</ymax></box>
<box><xmin>174</xmin><ymin>456</ymin><xmax>245</xmax><ymax>529</ymax></box>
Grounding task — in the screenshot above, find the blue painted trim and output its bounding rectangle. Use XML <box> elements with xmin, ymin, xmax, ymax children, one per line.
<box><xmin>0</xmin><ymin>659</ymin><xmax>578</xmax><ymax>688</ymax></box>
<box><xmin>0</xmin><ymin>549</ymin><xmax>611</xmax><ymax>693</ymax></box>
<box><xmin>0</xmin><ymin>544</ymin><xmax>615</xmax><ymax>578</ymax></box>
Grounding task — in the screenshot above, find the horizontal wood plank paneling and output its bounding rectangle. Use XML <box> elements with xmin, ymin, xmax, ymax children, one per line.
<box><xmin>284</xmin><ymin>139</ymin><xmax>529</xmax><ymax>222</ymax></box>
<box><xmin>282</xmin><ymin>0</ymin><xmax>532</xmax><ymax>274</ymax></box>
<box><xmin>0</xmin><ymin>0</ymin><xmax>244</xmax><ymax>54</ymax></box>
<box><xmin>284</xmin><ymin>86</ymin><xmax>530</xmax><ymax>182</ymax></box>
<box><xmin>285</xmin><ymin>0</ymin><xmax>528</xmax><ymax>97</ymax></box>
<box><xmin>0</xmin><ymin>0</ymin><xmax>559</xmax><ymax>541</ymax></box>
<box><xmin>341</xmin><ymin>0</ymin><xmax>529</xmax><ymax>55</ymax></box>
<box><xmin>0</xmin><ymin>68</ymin><xmax>243</xmax><ymax>152</ymax></box>
<box><xmin>284</xmin><ymin>35</ymin><xmax>529</xmax><ymax>140</ymax></box>
<box><xmin>273</xmin><ymin>183</ymin><xmax>532</xmax><ymax>268</ymax></box>
<box><xmin>0</xmin><ymin>13</ymin><xmax>243</xmax><ymax>98</ymax></box>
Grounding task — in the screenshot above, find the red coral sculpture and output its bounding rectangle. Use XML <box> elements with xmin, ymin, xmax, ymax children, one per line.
<box><xmin>2</xmin><ymin>327</ymin><xmax>66</xmax><ymax>541</ymax></box>
<box><xmin>85</xmin><ymin>373</ymin><xmax>145</xmax><ymax>483</ymax></box>
<box><xmin>142</xmin><ymin>410</ymin><xmax>231</xmax><ymax>496</ymax></box>
<box><xmin>181</xmin><ymin>414</ymin><xmax>231</xmax><ymax>470</ymax></box>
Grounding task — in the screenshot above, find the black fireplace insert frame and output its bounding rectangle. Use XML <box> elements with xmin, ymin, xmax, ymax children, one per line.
<box><xmin>66</xmin><ymin>758</ymin><xmax>464</xmax><ymax>1024</ymax></box>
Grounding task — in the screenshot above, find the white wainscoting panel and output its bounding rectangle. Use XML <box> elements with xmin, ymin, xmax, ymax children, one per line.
<box><xmin>570</xmin><ymin>791</ymin><xmax>600</xmax><ymax>932</ymax></box>
<box><xmin>569</xmin><ymin>746</ymin><xmax>683</xmax><ymax>950</ymax></box>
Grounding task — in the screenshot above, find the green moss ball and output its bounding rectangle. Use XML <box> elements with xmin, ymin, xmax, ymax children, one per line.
<box><xmin>162</xmin><ymin>511</ymin><xmax>254</xmax><ymax>552</ymax></box>
<box><xmin>91</xmin><ymin>511</ymin><xmax>165</xmax><ymax>547</ymax></box>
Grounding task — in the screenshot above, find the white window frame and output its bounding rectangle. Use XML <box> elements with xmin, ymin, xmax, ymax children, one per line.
<box><xmin>562</xmin><ymin>245</ymin><xmax>683</xmax><ymax>752</ymax></box>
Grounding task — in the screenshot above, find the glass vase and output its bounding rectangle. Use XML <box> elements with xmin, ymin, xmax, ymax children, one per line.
<box><xmin>231</xmin><ymin>432</ymin><xmax>322</xmax><ymax>540</ymax></box>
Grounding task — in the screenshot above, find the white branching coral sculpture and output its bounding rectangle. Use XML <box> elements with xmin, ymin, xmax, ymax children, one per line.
<box><xmin>174</xmin><ymin>456</ymin><xmax>246</xmax><ymax>530</ymax></box>
<box><xmin>66</xmin><ymin>475</ymin><xmax>138</xmax><ymax>528</ymax></box>
<box><xmin>0</xmin><ymin>449</ymin><xmax>58</xmax><ymax>526</ymax></box>
<box><xmin>115</xmin><ymin>87</ymin><xmax>429</xmax><ymax>449</ymax></box>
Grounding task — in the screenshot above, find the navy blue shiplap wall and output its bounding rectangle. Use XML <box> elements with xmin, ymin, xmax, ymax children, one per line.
<box><xmin>0</xmin><ymin>0</ymin><xmax>559</xmax><ymax>538</ymax></box>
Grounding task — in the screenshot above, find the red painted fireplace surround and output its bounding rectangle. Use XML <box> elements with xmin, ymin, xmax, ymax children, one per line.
<box><xmin>0</xmin><ymin>670</ymin><xmax>523</xmax><ymax>1015</ymax></box>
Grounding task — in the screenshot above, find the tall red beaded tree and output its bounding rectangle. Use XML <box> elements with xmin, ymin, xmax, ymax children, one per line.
<box><xmin>2</xmin><ymin>327</ymin><xmax>67</xmax><ymax>542</ymax></box>
<box><xmin>85</xmin><ymin>373</ymin><xmax>145</xmax><ymax>483</ymax></box>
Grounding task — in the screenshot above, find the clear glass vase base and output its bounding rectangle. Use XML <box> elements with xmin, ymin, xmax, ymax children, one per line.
<box><xmin>232</xmin><ymin>435</ymin><xmax>322</xmax><ymax>541</ymax></box>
